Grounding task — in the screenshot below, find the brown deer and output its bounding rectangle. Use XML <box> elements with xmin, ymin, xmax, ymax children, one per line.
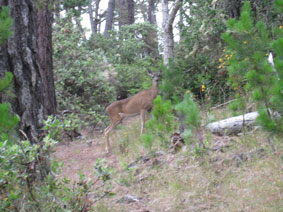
<box><xmin>104</xmin><ymin>70</ymin><xmax>161</xmax><ymax>153</ymax></box>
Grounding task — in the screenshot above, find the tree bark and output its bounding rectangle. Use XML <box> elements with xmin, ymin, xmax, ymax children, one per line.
<box><xmin>162</xmin><ymin>0</ymin><xmax>182</xmax><ymax>66</ymax></box>
<box><xmin>224</xmin><ymin>0</ymin><xmax>243</xmax><ymax>18</ymax></box>
<box><xmin>37</xmin><ymin>0</ymin><xmax>57</xmax><ymax>117</ymax></box>
<box><xmin>127</xmin><ymin>0</ymin><xmax>135</xmax><ymax>24</ymax></box>
<box><xmin>117</xmin><ymin>0</ymin><xmax>128</xmax><ymax>29</ymax></box>
<box><xmin>206</xmin><ymin>111</ymin><xmax>259</xmax><ymax>135</ymax></box>
<box><xmin>94</xmin><ymin>0</ymin><xmax>101</xmax><ymax>33</ymax></box>
<box><xmin>89</xmin><ymin>0</ymin><xmax>101</xmax><ymax>34</ymax></box>
<box><xmin>104</xmin><ymin>0</ymin><xmax>115</xmax><ymax>36</ymax></box>
<box><xmin>179</xmin><ymin>5</ymin><xmax>184</xmax><ymax>42</ymax></box>
<box><xmin>88</xmin><ymin>0</ymin><xmax>95</xmax><ymax>34</ymax></box>
<box><xmin>146</xmin><ymin>0</ymin><xmax>158</xmax><ymax>57</ymax></box>
<box><xmin>148</xmin><ymin>0</ymin><xmax>157</xmax><ymax>25</ymax></box>
<box><xmin>225</xmin><ymin>0</ymin><xmax>266</xmax><ymax>20</ymax></box>
<box><xmin>162</xmin><ymin>0</ymin><xmax>169</xmax><ymax>63</ymax></box>
<box><xmin>0</xmin><ymin>0</ymin><xmax>45</xmax><ymax>143</ymax></box>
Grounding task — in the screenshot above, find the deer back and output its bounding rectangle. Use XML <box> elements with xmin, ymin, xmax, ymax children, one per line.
<box><xmin>122</xmin><ymin>89</ymin><xmax>156</xmax><ymax>113</ymax></box>
<box><xmin>106</xmin><ymin>70</ymin><xmax>160</xmax><ymax>116</ymax></box>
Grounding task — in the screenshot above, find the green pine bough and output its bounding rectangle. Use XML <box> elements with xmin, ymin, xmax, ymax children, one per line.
<box><xmin>222</xmin><ymin>1</ymin><xmax>283</xmax><ymax>135</ymax></box>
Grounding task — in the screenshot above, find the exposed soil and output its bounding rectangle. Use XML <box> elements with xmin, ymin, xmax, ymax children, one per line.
<box><xmin>52</xmin><ymin>117</ymin><xmax>151</xmax><ymax>211</ymax></box>
<box><xmin>52</xmin><ymin>133</ymin><xmax>118</xmax><ymax>182</ymax></box>
<box><xmin>52</xmin><ymin>116</ymin><xmax>138</xmax><ymax>182</ymax></box>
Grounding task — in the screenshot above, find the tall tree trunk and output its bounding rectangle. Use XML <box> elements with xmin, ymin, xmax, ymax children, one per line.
<box><xmin>117</xmin><ymin>0</ymin><xmax>128</xmax><ymax>29</ymax></box>
<box><xmin>89</xmin><ymin>0</ymin><xmax>101</xmax><ymax>34</ymax></box>
<box><xmin>162</xmin><ymin>0</ymin><xmax>169</xmax><ymax>35</ymax></box>
<box><xmin>0</xmin><ymin>0</ymin><xmax>45</xmax><ymax>143</ymax></box>
<box><xmin>104</xmin><ymin>0</ymin><xmax>115</xmax><ymax>36</ymax></box>
<box><xmin>127</xmin><ymin>0</ymin><xmax>135</xmax><ymax>24</ymax></box>
<box><xmin>146</xmin><ymin>0</ymin><xmax>158</xmax><ymax>57</ymax></box>
<box><xmin>37</xmin><ymin>0</ymin><xmax>56</xmax><ymax>117</ymax></box>
<box><xmin>88</xmin><ymin>0</ymin><xmax>95</xmax><ymax>34</ymax></box>
<box><xmin>98</xmin><ymin>17</ymin><xmax>102</xmax><ymax>32</ymax></box>
<box><xmin>162</xmin><ymin>0</ymin><xmax>169</xmax><ymax>64</ymax></box>
<box><xmin>225</xmin><ymin>0</ymin><xmax>263</xmax><ymax>20</ymax></box>
<box><xmin>179</xmin><ymin>5</ymin><xmax>184</xmax><ymax>42</ymax></box>
<box><xmin>224</xmin><ymin>0</ymin><xmax>243</xmax><ymax>18</ymax></box>
<box><xmin>162</xmin><ymin>0</ymin><xmax>182</xmax><ymax>66</ymax></box>
<box><xmin>148</xmin><ymin>0</ymin><xmax>157</xmax><ymax>25</ymax></box>
<box><xmin>94</xmin><ymin>0</ymin><xmax>101</xmax><ymax>33</ymax></box>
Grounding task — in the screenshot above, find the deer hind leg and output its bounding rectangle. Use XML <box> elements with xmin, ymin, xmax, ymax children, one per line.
<box><xmin>119</xmin><ymin>112</ymin><xmax>140</xmax><ymax>118</ymax></box>
<box><xmin>104</xmin><ymin>117</ymin><xmax>122</xmax><ymax>153</ymax></box>
<box><xmin>140</xmin><ymin>109</ymin><xmax>146</xmax><ymax>135</ymax></box>
<box><xmin>104</xmin><ymin>124</ymin><xmax>111</xmax><ymax>135</ymax></box>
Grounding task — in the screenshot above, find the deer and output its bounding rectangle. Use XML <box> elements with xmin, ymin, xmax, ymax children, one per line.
<box><xmin>104</xmin><ymin>70</ymin><xmax>161</xmax><ymax>153</ymax></box>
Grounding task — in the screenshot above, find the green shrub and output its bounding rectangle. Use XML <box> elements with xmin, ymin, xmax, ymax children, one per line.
<box><xmin>141</xmin><ymin>95</ymin><xmax>175</xmax><ymax>149</ymax></box>
<box><xmin>53</xmin><ymin>14</ymin><xmax>115</xmax><ymax>123</ymax></box>
<box><xmin>141</xmin><ymin>133</ymin><xmax>154</xmax><ymax>150</ymax></box>
<box><xmin>222</xmin><ymin>1</ymin><xmax>283</xmax><ymax>135</ymax></box>
<box><xmin>0</xmin><ymin>136</ymin><xmax>112</xmax><ymax>211</ymax></box>
<box><xmin>175</xmin><ymin>93</ymin><xmax>201</xmax><ymax>145</ymax></box>
<box><xmin>173</xmin><ymin>0</ymin><xmax>231</xmax><ymax>105</ymax></box>
<box><xmin>0</xmin><ymin>73</ymin><xmax>19</xmax><ymax>143</ymax></box>
<box><xmin>86</xmin><ymin>23</ymin><xmax>160</xmax><ymax>100</ymax></box>
<box><xmin>0</xmin><ymin>72</ymin><xmax>111</xmax><ymax>211</ymax></box>
<box><xmin>160</xmin><ymin>60</ymin><xmax>184</xmax><ymax>103</ymax></box>
<box><xmin>176</xmin><ymin>93</ymin><xmax>200</xmax><ymax>128</ymax></box>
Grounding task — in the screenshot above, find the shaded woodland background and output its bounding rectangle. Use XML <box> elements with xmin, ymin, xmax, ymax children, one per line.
<box><xmin>0</xmin><ymin>0</ymin><xmax>282</xmax><ymax>211</ymax></box>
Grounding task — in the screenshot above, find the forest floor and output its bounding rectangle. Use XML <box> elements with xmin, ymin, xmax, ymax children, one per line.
<box><xmin>52</xmin><ymin>117</ymin><xmax>152</xmax><ymax>212</ymax></box>
<box><xmin>52</xmin><ymin>114</ymin><xmax>282</xmax><ymax>212</ymax></box>
<box><xmin>52</xmin><ymin>132</ymin><xmax>117</xmax><ymax>183</ymax></box>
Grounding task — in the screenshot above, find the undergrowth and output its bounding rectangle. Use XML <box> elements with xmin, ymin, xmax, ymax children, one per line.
<box><xmin>104</xmin><ymin>106</ymin><xmax>282</xmax><ymax>212</ymax></box>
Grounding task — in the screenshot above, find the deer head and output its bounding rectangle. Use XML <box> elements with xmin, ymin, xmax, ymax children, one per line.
<box><xmin>147</xmin><ymin>69</ymin><xmax>161</xmax><ymax>82</ymax></box>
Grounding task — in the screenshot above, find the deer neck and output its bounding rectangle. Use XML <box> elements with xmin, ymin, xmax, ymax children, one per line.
<box><xmin>151</xmin><ymin>79</ymin><xmax>159</xmax><ymax>98</ymax></box>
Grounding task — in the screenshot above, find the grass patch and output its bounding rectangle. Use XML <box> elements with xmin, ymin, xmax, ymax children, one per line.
<box><xmin>97</xmin><ymin>109</ymin><xmax>282</xmax><ymax>212</ymax></box>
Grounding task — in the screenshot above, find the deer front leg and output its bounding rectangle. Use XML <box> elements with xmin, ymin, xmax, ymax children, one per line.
<box><xmin>140</xmin><ymin>109</ymin><xmax>146</xmax><ymax>135</ymax></box>
<box><xmin>104</xmin><ymin>122</ymin><xmax>114</xmax><ymax>153</ymax></box>
<box><xmin>104</xmin><ymin>118</ymin><xmax>121</xmax><ymax>153</ymax></box>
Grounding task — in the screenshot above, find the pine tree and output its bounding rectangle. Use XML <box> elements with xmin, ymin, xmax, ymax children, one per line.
<box><xmin>175</xmin><ymin>92</ymin><xmax>201</xmax><ymax>145</ymax></box>
<box><xmin>222</xmin><ymin>1</ymin><xmax>283</xmax><ymax>134</ymax></box>
<box><xmin>141</xmin><ymin>95</ymin><xmax>175</xmax><ymax>149</ymax></box>
<box><xmin>160</xmin><ymin>60</ymin><xmax>184</xmax><ymax>103</ymax></box>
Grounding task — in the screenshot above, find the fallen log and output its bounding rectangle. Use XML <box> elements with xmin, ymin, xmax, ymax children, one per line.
<box><xmin>206</xmin><ymin>111</ymin><xmax>259</xmax><ymax>135</ymax></box>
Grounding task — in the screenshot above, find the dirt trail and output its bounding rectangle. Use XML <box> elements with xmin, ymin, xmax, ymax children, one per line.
<box><xmin>52</xmin><ymin>118</ymin><xmax>151</xmax><ymax>211</ymax></box>
<box><xmin>52</xmin><ymin>116</ymin><xmax>138</xmax><ymax>182</ymax></box>
<box><xmin>52</xmin><ymin>133</ymin><xmax>119</xmax><ymax>182</ymax></box>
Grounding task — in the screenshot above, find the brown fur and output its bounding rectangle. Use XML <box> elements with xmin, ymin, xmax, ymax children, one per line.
<box><xmin>104</xmin><ymin>70</ymin><xmax>161</xmax><ymax>153</ymax></box>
